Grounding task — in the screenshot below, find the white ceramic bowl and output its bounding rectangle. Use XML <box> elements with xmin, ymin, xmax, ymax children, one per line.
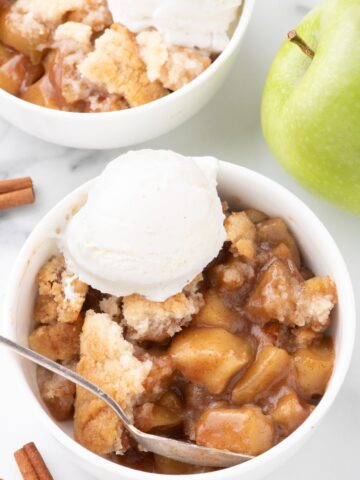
<box><xmin>0</xmin><ymin>1</ymin><xmax>254</xmax><ymax>149</ymax></box>
<box><xmin>2</xmin><ymin>160</ymin><xmax>356</xmax><ymax>480</ymax></box>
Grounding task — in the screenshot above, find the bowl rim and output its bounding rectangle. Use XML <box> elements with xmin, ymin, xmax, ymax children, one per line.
<box><xmin>2</xmin><ymin>160</ymin><xmax>356</xmax><ymax>480</ymax></box>
<box><xmin>0</xmin><ymin>0</ymin><xmax>255</xmax><ymax>119</ymax></box>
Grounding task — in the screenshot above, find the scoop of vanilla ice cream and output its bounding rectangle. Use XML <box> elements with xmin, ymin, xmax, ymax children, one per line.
<box><xmin>61</xmin><ymin>150</ymin><xmax>226</xmax><ymax>301</ymax></box>
<box><xmin>107</xmin><ymin>0</ymin><xmax>243</xmax><ymax>52</ymax></box>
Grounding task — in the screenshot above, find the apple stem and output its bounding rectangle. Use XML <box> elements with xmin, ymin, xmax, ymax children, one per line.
<box><xmin>288</xmin><ymin>30</ymin><xmax>315</xmax><ymax>59</ymax></box>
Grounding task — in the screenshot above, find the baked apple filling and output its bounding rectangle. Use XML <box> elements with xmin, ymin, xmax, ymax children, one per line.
<box><xmin>29</xmin><ymin>206</ymin><xmax>337</xmax><ymax>474</ymax></box>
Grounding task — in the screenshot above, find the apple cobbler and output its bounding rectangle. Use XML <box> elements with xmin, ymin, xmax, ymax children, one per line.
<box><xmin>29</xmin><ymin>206</ymin><xmax>337</xmax><ymax>474</ymax></box>
<box><xmin>0</xmin><ymin>0</ymin><xmax>216</xmax><ymax>112</ymax></box>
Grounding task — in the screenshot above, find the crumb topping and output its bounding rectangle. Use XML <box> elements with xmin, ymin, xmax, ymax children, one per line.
<box><xmin>78</xmin><ymin>23</ymin><xmax>168</xmax><ymax>107</ymax></box>
<box><xmin>53</xmin><ymin>21</ymin><xmax>92</xmax><ymax>51</ymax></box>
<box><xmin>74</xmin><ymin>311</ymin><xmax>152</xmax><ymax>454</ymax></box>
<box><xmin>294</xmin><ymin>277</ymin><xmax>337</xmax><ymax>331</ymax></box>
<box><xmin>140</xmin><ymin>354</ymin><xmax>175</xmax><ymax>401</ymax></box>
<box><xmin>99</xmin><ymin>295</ymin><xmax>122</xmax><ymax>320</ymax></box>
<box><xmin>211</xmin><ymin>258</ymin><xmax>255</xmax><ymax>290</ymax></box>
<box><xmin>52</xmin><ymin>22</ymin><xmax>93</xmax><ymax>105</ymax></box>
<box><xmin>37</xmin><ymin>363</ymin><xmax>76</xmax><ymax>421</ymax></box>
<box><xmin>34</xmin><ymin>255</ymin><xmax>88</xmax><ymax>324</ymax></box>
<box><xmin>137</xmin><ymin>30</ymin><xmax>211</xmax><ymax>91</ymax></box>
<box><xmin>66</xmin><ymin>0</ymin><xmax>112</xmax><ymax>32</ymax></box>
<box><xmin>9</xmin><ymin>0</ymin><xmax>87</xmax><ymax>36</ymax></box>
<box><xmin>123</xmin><ymin>276</ymin><xmax>204</xmax><ymax>341</ymax></box>
<box><xmin>28</xmin><ymin>315</ymin><xmax>83</xmax><ymax>361</ymax></box>
<box><xmin>225</xmin><ymin>212</ymin><xmax>257</xmax><ymax>259</ymax></box>
<box><xmin>51</xmin><ymin>22</ymin><xmax>129</xmax><ymax>111</ymax></box>
<box><xmin>246</xmin><ymin>260</ymin><xmax>336</xmax><ymax>331</ymax></box>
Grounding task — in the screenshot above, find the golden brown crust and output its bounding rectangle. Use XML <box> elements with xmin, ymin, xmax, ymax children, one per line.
<box><xmin>245</xmin><ymin>260</ymin><xmax>337</xmax><ymax>331</ymax></box>
<box><xmin>29</xmin><ymin>315</ymin><xmax>83</xmax><ymax>361</ymax></box>
<box><xmin>65</xmin><ymin>0</ymin><xmax>112</xmax><ymax>32</ymax></box>
<box><xmin>123</xmin><ymin>280</ymin><xmax>203</xmax><ymax>342</ymax></box>
<box><xmin>99</xmin><ymin>295</ymin><xmax>122</xmax><ymax>320</ymax></box>
<box><xmin>51</xmin><ymin>22</ymin><xmax>93</xmax><ymax>107</ymax></box>
<box><xmin>225</xmin><ymin>212</ymin><xmax>257</xmax><ymax>260</ymax></box>
<box><xmin>74</xmin><ymin>311</ymin><xmax>152</xmax><ymax>455</ymax></box>
<box><xmin>50</xmin><ymin>21</ymin><xmax>129</xmax><ymax>112</ymax></box>
<box><xmin>137</xmin><ymin>30</ymin><xmax>211</xmax><ymax>91</ymax></box>
<box><xmin>34</xmin><ymin>294</ymin><xmax>58</xmax><ymax>325</ymax></box>
<box><xmin>34</xmin><ymin>255</ymin><xmax>88</xmax><ymax>324</ymax></box>
<box><xmin>140</xmin><ymin>354</ymin><xmax>175</xmax><ymax>401</ymax></box>
<box><xmin>294</xmin><ymin>276</ymin><xmax>337</xmax><ymax>331</ymax></box>
<box><xmin>78</xmin><ymin>24</ymin><xmax>168</xmax><ymax>107</ymax></box>
<box><xmin>75</xmin><ymin>358</ymin><xmax>127</xmax><ymax>455</ymax></box>
<box><xmin>257</xmin><ymin>218</ymin><xmax>301</xmax><ymax>268</ymax></box>
<box><xmin>210</xmin><ymin>256</ymin><xmax>255</xmax><ymax>291</ymax></box>
<box><xmin>37</xmin><ymin>364</ymin><xmax>76</xmax><ymax>421</ymax></box>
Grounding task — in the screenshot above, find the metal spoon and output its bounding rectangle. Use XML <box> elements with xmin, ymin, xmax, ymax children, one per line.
<box><xmin>0</xmin><ymin>335</ymin><xmax>253</xmax><ymax>468</ymax></box>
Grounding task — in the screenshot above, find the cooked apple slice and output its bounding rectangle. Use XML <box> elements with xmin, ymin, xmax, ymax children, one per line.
<box><xmin>232</xmin><ymin>345</ymin><xmax>290</xmax><ymax>404</ymax></box>
<box><xmin>271</xmin><ymin>389</ymin><xmax>313</xmax><ymax>436</ymax></box>
<box><xmin>169</xmin><ymin>327</ymin><xmax>252</xmax><ymax>394</ymax></box>
<box><xmin>192</xmin><ymin>289</ymin><xmax>239</xmax><ymax>329</ymax></box>
<box><xmin>134</xmin><ymin>392</ymin><xmax>183</xmax><ymax>432</ymax></box>
<box><xmin>245</xmin><ymin>260</ymin><xmax>296</xmax><ymax>324</ymax></box>
<box><xmin>21</xmin><ymin>74</ymin><xmax>61</xmax><ymax>109</ymax></box>
<box><xmin>257</xmin><ymin>218</ymin><xmax>301</xmax><ymax>267</ymax></box>
<box><xmin>0</xmin><ymin>44</ymin><xmax>43</xmax><ymax>95</ymax></box>
<box><xmin>293</xmin><ymin>338</ymin><xmax>334</xmax><ymax>399</ymax></box>
<box><xmin>196</xmin><ymin>406</ymin><xmax>274</xmax><ymax>455</ymax></box>
<box><xmin>0</xmin><ymin>6</ymin><xmax>48</xmax><ymax>63</ymax></box>
<box><xmin>244</xmin><ymin>208</ymin><xmax>268</xmax><ymax>224</ymax></box>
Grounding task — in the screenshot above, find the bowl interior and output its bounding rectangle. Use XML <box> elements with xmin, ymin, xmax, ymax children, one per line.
<box><xmin>3</xmin><ymin>162</ymin><xmax>355</xmax><ymax>478</ymax></box>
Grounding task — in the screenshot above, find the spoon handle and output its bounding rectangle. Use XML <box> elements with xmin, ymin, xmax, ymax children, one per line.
<box><xmin>0</xmin><ymin>334</ymin><xmax>134</xmax><ymax>432</ymax></box>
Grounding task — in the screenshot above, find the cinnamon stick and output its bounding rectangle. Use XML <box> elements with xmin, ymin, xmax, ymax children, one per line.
<box><xmin>0</xmin><ymin>186</ymin><xmax>35</xmax><ymax>209</ymax></box>
<box><xmin>23</xmin><ymin>443</ymin><xmax>53</xmax><ymax>480</ymax></box>
<box><xmin>14</xmin><ymin>442</ymin><xmax>54</xmax><ymax>480</ymax></box>
<box><xmin>14</xmin><ymin>448</ymin><xmax>39</xmax><ymax>480</ymax></box>
<box><xmin>0</xmin><ymin>176</ymin><xmax>33</xmax><ymax>194</ymax></box>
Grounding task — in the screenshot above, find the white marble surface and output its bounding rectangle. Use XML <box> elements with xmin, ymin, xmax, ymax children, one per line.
<box><xmin>0</xmin><ymin>0</ymin><xmax>359</xmax><ymax>478</ymax></box>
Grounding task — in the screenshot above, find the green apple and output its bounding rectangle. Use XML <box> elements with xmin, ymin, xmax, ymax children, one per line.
<box><xmin>261</xmin><ymin>0</ymin><xmax>360</xmax><ymax>213</ymax></box>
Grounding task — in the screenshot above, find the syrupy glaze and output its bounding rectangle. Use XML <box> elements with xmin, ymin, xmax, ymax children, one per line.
<box><xmin>31</xmin><ymin>207</ymin><xmax>337</xmax><ymax>475</ymax></box>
